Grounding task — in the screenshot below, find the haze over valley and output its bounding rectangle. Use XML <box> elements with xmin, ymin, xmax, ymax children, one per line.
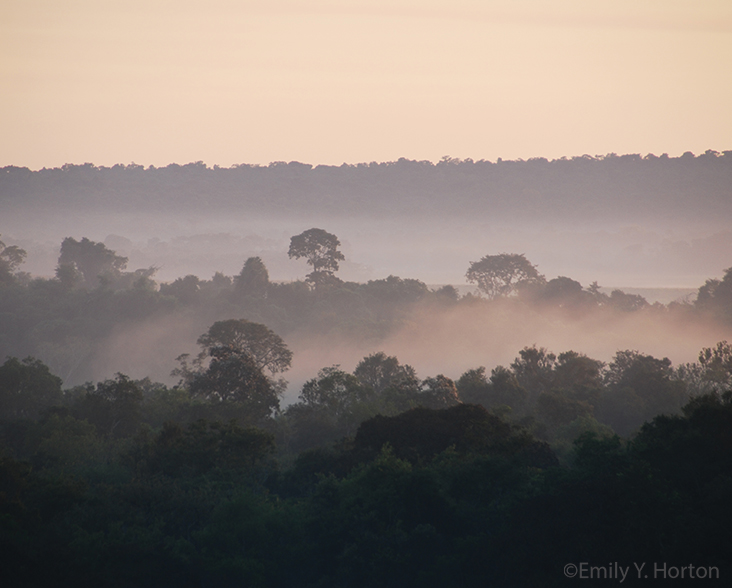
<box><xmin>2</xmin><ymin>2</ymin><xmax>732</xmax><ymax>585</ymax></box>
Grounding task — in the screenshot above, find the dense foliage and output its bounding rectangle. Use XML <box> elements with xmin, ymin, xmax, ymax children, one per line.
<box><xmin>1</xmin><ymin>351</ymin><xmax>731</xmax><ymax>586</ymax></box>
<box><xmin>2</xmin><ymin>232</ymin><xmax>732</xmax><ymax>388</ymax></box>
<box><xmin>2</xmin><ymin>229</ymin><xmax>732</xmax><ymax>585</ymax></box>
<box><xmin>3</xmin><ymin>152</ymin><xmax>732</xmax><ymax>223</ymax></box>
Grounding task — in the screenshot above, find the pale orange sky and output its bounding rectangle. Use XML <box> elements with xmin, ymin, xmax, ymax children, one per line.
<box><xmin>1</xmin><ymin>0</ymin><xmax>730</xmax><ymax>169</ymax></box>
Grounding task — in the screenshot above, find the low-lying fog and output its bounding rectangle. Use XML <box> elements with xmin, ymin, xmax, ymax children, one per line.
<box><xmin>91</xmin><ymin>298</ymin><xmax>729</xmax><ymax>406</ymax></box>
<box><xmin>5</xmin><ymin>209</ymin><xmax>732</xmax><ymax>396</ymax></box>
<box><xmin>7</xmin><ymin>210</ymin><xmax>732</xmax><ymax>289</ymax></box>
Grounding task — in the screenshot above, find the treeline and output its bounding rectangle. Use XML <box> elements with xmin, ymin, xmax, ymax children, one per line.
<box><xmin>2</xmin><ymin>150</ymin><xmax>732</xmax><ymax>221</ymax></box>
<box><xmin>3</xmin><ymin>226</ymin><xmax>732</xmax><ymax>584</ymax></box>
<box><xmin>3</xmin><ymin>322</ymin><xmax>730</xmax><ymax>460</ymax></box>
<box><xmin>2</xmin><ymin>339</ymin><xmax>732</xmax><ymax>586</ymax></box>
<box><xmin>2</xmin><ymin>233</ymin><xmax>732</xmax><ymax>385</ymax></box>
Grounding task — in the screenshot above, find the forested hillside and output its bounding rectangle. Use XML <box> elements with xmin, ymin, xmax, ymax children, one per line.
<box><xmin>3</xmin><ymin>151</ymin><xmax>731</xmax><ymax>221</ymax></box>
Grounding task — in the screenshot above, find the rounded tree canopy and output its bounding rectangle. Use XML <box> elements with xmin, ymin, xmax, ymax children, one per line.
<box><xmin>197</xmin><ymin>319</ymin><xmax>292</xmax><ymax>376</ymax></box>
<box><xmin>58</xmin><ymin>237</ymin><xmax>128</xmax><ymax>287</ymax></box>
<box><xmin>354</xmin><ymin>352</ymin><xmax>417</xmax><ymax>394</ymax></box>
<box><xmin>466</xmin><ymin>253</ymin><xmax>543</xmax><ymax>299</ymax></box>
<box><xmin>288</xmin><ymin>228</ymin><xmax>345</xmax><ymax>278</ymax></box>
<box><xmin>189</xmin><ymin>346</ymin><xmax>279</xmax><ymax>419</ymax></box>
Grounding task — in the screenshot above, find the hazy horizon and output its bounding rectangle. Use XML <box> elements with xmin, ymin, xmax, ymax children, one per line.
<box><xmin>3</xmin><ymin>1</ymin><xmax>732</xmax><ymax>391</ymax></box>
<box><xmin>3</xmin><ymin>1</ymin><xmax>730</xmax><ymax>169</ymax></box>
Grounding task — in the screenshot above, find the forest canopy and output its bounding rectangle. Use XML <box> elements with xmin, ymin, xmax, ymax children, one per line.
<box><xmin>2</xmin><ymin>151</ymin><xmax>732</xmax><ymax>223</ymax></box>
<box><xmin>2</xmin><ymin>156</ymin><xmax>732</xmax><ymax>585</ymax></box>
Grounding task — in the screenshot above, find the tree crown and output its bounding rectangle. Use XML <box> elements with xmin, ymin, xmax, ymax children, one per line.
<box><xmin>288</xmin><ymin>228</ymin><xmax>345</xmax><ymax>280</ymax></box>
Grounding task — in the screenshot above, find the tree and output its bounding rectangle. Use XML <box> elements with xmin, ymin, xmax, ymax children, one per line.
<box><xmin>132</xmin><ymin>419</ymin><xmax>275</xmax><ymax>477</ymax></box>
<box><xmin>537</xmin><ymin>276</ymin><xmax>594</xmax><ymax>309</ymax></box>
<box><xmin>511</xmin><ymin>346</ymin><xmax>556</xmax><ymax>397</ymax></box>
<box><xmin>57</xmin><ymin>237</ymin><xmax>128</xmax><ymax>288</ymax></box>
<box><xmin>288</xmin><ymin>228</ymin><xmax>345</xmax><ymax>286</ymax></box>
<box><xmin>598</xmin><ymin>350</ymin><xmax>687</xmax><ymax>435</ymax></box>
<box><xmin>352</xmin><ymin>404</ymin><xmax>555</xmax><ymax>465</ymax></box>
<box><xmin>299</xmin><ymin>366</ymin><xmax>373</xmax><ymax>418</ymax></box>
<box><xmin>234</xmin><ymin>256</ymin><xmax>270</xmax><ymax>299</ymax></box>
<box><xmin>196</xmin><ymin>319</ymin><xmax>293</xmax><ymax>378</ymax></box>
<box><xmin>159</xmin><ymin>275</ymin><xmax>201</xmax><ymax>303</ymax></box>
<box><xmin>71</xmin><ymin>373</ymin><xmax>144</xmax><ymax>438</ymax></box>
<box><xmin>696</xmin><ymin>268</ymin><xmax>732</xmax><ymax>320</ymax></box>
<box><xmin>0</xmin><ymin>236</ymin><xmax>27</xmax><ymax>285</ymax></box>
<box><xmin>552</xmin><ymin>351</ymin><xmax>605</xmax><ymax>400</ymax></box>
<box><xmin>608</xmin><ymin>289</ymin><xmax>648</xmax><ymax>312</ymax></box>
<box><xmin>188</xmin><ymin>347</ymin><xmax>279</xmax><ymax>420</ymax></box>
<box><xmin>354</xmin><ymin>352</ymin><xmax>417</xmax><ymax>394</ymax></box>
<box><xmin>420</xmin><ymin>375</ymin><xmax>461</xmax><ymax>409</ymax></box>
<box><xmin>466</xmin><ymin>253</ymin><xmax>543</xmax><ymax>299</ymax></box>
<box><xmin>698</xmin><ymin>340</ymin><xmax>732</xmax><ymax>388</ymax></box>
<box><xmin>458</xmin><ymin>365</ymin><xmax>528</xmax><ymax>412</ymax></box>
<box><xmin>0</xmin><ymin>357</ymin><xmax>63</xmax><ymax>420</ymax></box>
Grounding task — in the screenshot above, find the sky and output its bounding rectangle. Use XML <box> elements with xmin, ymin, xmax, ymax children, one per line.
<box><xmin>1</xmin><ymin>0</ymin><xmax>731</xmax><ymax>169</ymax></box>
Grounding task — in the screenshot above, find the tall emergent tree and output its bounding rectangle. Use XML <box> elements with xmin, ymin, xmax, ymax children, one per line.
<box><xmin>189</xmin><ymin>347</ymin><xmax>279</xmax><ymax>420</ymax></box>
<box><xmin>288</xmin><ymin>228</ymin><xmax>345</xmax><ymax>286</ymax></box>
<box><xmin>0</xmin><ymin>236</ymin><xmax>26</xmax><ymax>285</ymax></box>
<box><xmin>234</xmin><ymin>256</ymin><xmax>270</xmax><ymax>299</ymax></box>
<box><xmin>196</xmin><ymin>319</ymin><xmax>293</xmax><ymax>377</ymax></box>
<box><xmin>173</xmin><ymin>319</ymin><xmax>292</xmax><ymax>412</ymax></box>
<box><xmin>466</xmin><ymin>253</ymin><xmax>543</xmax><ymax>299</ymax></box>
<box><xmin>57</xmin><ymin>237</ymin><xmax>128</xmax><ymax>288</ymax></box>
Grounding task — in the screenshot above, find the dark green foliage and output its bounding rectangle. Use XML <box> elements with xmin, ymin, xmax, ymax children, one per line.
<box><xmin>3</xmin><ymin>380</ymin><xmax>732</xmax><ymax>587</ymax></box>
<box><xmin>510</xmin><ymin>345</ymin><xmax>556</xmax><ymax>398</ymax></box>
<box><xmin>598</xmin><ymin>350</ymin><xmax>687</xmax><ymax>435</ymax></box>
<box><xmin>304</xmin><ymin>448</ymin><xmax>456</xmax><ymax>588</ymax></box>
<box><xmin>633</xmin><ymin>392</ymin><xmax>732</xmax><ymax>498</ymax></box>
<box><xmin>298</xmin><ymin>366</ymin><xmax>373</xmax><ymax>417</ymax></box>
<box><xmin>419</xmin><ymin>374</ymin><xmax>461</xmax><ymax>409</ymax></box>
<box><xmin>352</xmin><ymin>404</ymin><xmax>556</xmax><ymax>467</ymax></box>
<box><xmin>353</xmin><ymin>351</ymin><xmax>417</xmax><ymax>394</ymax></box>
<box><xmin>283</xmin><ymin>367</ymin><xmax>376</xmax><ymax>452</ymax></box>
<box><xmin>188</xmin><ymin>347</ymin><xmax>279</xmax><ymax>421</ymax></box>
<box><xmin>552</xmin><ymin>350</ymin><xmax>604</xmax><ymax>399</ymax></box>
<box><xmin>195</xmin><ymin>490</ymin><xmax>307</xmax><ymax>588</ymax></box>
<box><xmin>455</xmin><ymin>366</ymin><xmax>490</xmax><ymax>404</ymax></box>
<box><xmin>536</xmin><ymin>391</ymin><xmax>593</xmax><ymax>429</ymax></box>
<box><xmin>0</xmin><ymin>357</ymin><xmax>63</xmax><ymax>420</ymax></box>
<box><xmin>71</xmin><ymin>373</ymin><xmax>143</xmax><ymax>438</ymax></box>
<box><xmin>697</xmin><ymin>340</ymin><xmax>732</xmax><ymax>388</ymax></box>
<box><xmin>129</xmin><ymin>419</ymin><xmax>275</xmax><ymax>478</ymax></box>
<box><xmin>3</xmin><ymin>218</ymin><xmax>732</xmax><ymax>584</ymax></box>
<box><xmin>457</xmin><ymin>365</ymin><xmax>528</xmax><ymax>413</ymax></box>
